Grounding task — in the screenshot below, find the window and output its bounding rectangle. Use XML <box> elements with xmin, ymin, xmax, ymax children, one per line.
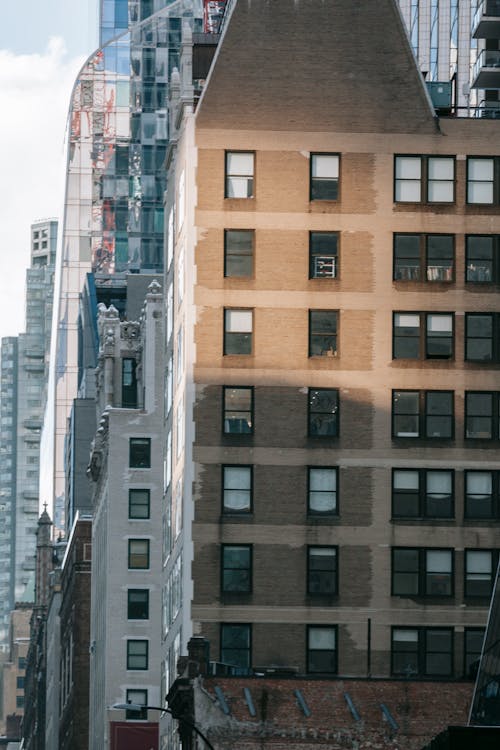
<box><xmin>466</xmin><ymin>235</ymin><xmax>500</xmax><ymax>283</ymax></box>
<box><xmin>394</xmin><ymin>155</ymin><xmax>454</xmax><ymax>202</ymax></box>
<box><xmin>220</xmin><ymin>624</ymin><xmax>251</xmax><ymax>669</ymax></box>
<box><xmin>464</xmin><ymin>628</ymin><xmax>485</xmax><ymax>679</ymax></box>
<box><xmin>126</xmin><ymin>689</ymin><xmax>148</xmax><ymax>720</ymax></box>
<box><xmin>393</xmin><ymin>234</ymin><xmax>454</xmax><ymax>282</ymax></box>
<box><xmin>307</xmin><ymin>546</ymin><xmax>338</xmax><ymax>595</ymax></box>
<box><xmin>392</xmin><ymin>548</ymin><xmax>453</xmax><ymax>597</ymax></box>
<box><xmin>465</xmin><ymin>391</ymin><xmax>500</xmax><ymax>439</ymax></box>
<box><xmin>308</xmin><ymin>467</ymin><xmax>337</xmax><ymax>514</ymax></box>
<box><xmin>224</xmin><ymin>230</ymin><xmax>254</xmax><ymax>277</ymax></box>
<box><xmin>16</xmin><ymin>676</ymin><xmax>24</xmax><ymax>689</ymax></box>
<box><xmin>122</xmin><ymin>358</ymin><xmax>137</xmax><ymax>408</ymax></box>
<box><xmin>309</xmin><ymin>310</ymin><xmax>338</xmax><ymax>356</ymax></box>
<box><xmin>128</xmin><ymin>539</ymin><xmax>150</xmax><ymax>569</ymax></box>
<box><xmin>307</xmin><ymin>626</ymin><xmax>337</xmax><ymax>673</ymax></box>
<box><xmin>18</xmin><ymin>657</ymin><xmax>26</xmax><ymax>670</ymax></box>
<box><xmin>308</xmin><ymin>388</ymin><xmax>339</xmax><ymax>436</ymax></box>
<box><xmin>465</xmin><ymin>471</ymin><xmax>500</xmax><ymax>519</ymax></box>
<box><xmin>129</xmin><ymin>438</ymin><xmax>151</xmax><ymax>468</ymax></box>
<box><xmin>465</xmin><ymin>314</ymin><xmax>500</xmax><ymax>362</ymax></box>
<box><xmin>223</xmin><ymin>386</ymin><xmax>253</xmax><ymax>434</ymax></box>
<box><xmin>391</xmin><ymin>627</ymin><xmax>453</xmax><ymax>677</ymax></box>
<box><xmin>224</xmin><ymin>309</ymin><xmax>253</xmax><ymax>355</ymax></box>
<box><xmin>127</xmin><ymin>589</ymin><xmax>149</xmax><ymax>619</ymax></box>
<box><xmin>127</xmin><ymin>640</ymin><xmax>149</xmax><ymax>670</ymax></box>
<box><xmin>310</xmin><ymin>154</ymin><xmax>339</xmax><ymax>200</ymax></box>
<box><xmin>392</xmin><ymin>390</ymin><xmax>454</xmax><ymax>439</ymax></box>
<box><xmin>309</xmin><ymin>232</ymin><xmax>338</xmax><ymax>278</ymax></box>
<box><xmin>16</xmin><ymin>696</ymin><xmax>24</xmax><ymax>708</ymax></box>
<box><xmin>222</xmin><ymin>465</ymin><xmax>252</xmax><ymax>513</ymax></box>
<box><xmin>467</xmin><ymin>157</ymin><xmax>499</xmax><ymax>204</ymax></box>
<box><xmin>221</xmin><ymin>545</ymin><xmax>252</xmax><ymax>593</ymax></box>
<box><xmin>393</xmin><ymin>312</ymin><xmax>453</xmax><ymax>359</ymax></box>
<box><xmin>128</xmin><ymin>489</ymin><xmax>150</xmax><ymax>519</ymax></box>
<box><xmin>465</xmin><ymin>550</ymin><xmax>498</xmax><ymax>597</ymax></box>
<box><xmin>225</xmin><ymin>151</ymin><xmax>254</xmax><ymax>198</ymax></box>
<box><xmin>392</xmin><ymin>469</ymin><xmax>454</xmax><ymax>518</ymax></box>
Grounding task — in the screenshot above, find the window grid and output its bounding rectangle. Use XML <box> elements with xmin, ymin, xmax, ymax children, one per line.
<box><xmin>128</xmin><ymin>489</ymin><xmax>150</xmax><ymax>519</ymax></box>
<box><xmin>310</xmin><ymin>154</ymin><xmax>340</xmax><ymax>201</ymax></box>
<box><xmin>394</xmin><ymin>155</ymin><xmax>455</xmax><ymax>204</ymax></box>
<box><xmin>224</xmin><ymin>229</ymin><xmax>254</xmax><ymax>278</ymax></box>
<box><xmin>467</xmin><ymin>157</ymin><xmax>498</xmax><ymax>205</ymax></box>
<box><xmin>307</xmin><ymin>467</ymin><xmax>338</xmax><ymax>515</ymax></box>
<box><xmin>309</xmin><ymin>232</ymin><xmax>338</xmax><ymax>279</ymax></box>
<box><xmin>392</xmin><ymin>547</ymin><xmax>454</xmax><ymax>597</ymax></box>
<box><xmin>309</xmin><ymin>310</ymin><xmax>338</xmax><ymax>357</ymax></box>
<box><xmin>392</xmin><ymin>390</ymin><xmax>454</xmax><ymax>440</ymax></box>
<box><xmin>127</xmin><ymin>639</ymin><xmax>149</xmax><ymax>670</ymax></box>
<box><xmin>128</xmin><ymin>539</ymin><xmax>150</xmax><ymax>569</ymax></box>
<box><xmin>222</xmin><ymin>465</ymin><xmax>253</xmax><ymax>513</ymax></box>
<box><xmin>308</xmin><ymin>388</ymin><xmax>339</xmax><ymax>437</ymax></box>
<box><xmin>221</xmin><ymin>544</ymin><xmax>252</xmax><ymax>593</ymax></box>
<box><xmin>223</xmin><ymin>386</ymin><xmax>253</xmax><ymax>435</ymax></box>
<box><xmin>307</xmin><ymin>625</ymin><xmax>338</xmax><ymax>674</ymax></box>
<box><xmin>466</xmin><ymin>235</ymin><xmax>500</xmax><ymax>283</ymax></box>
<box><xmin>393</xmin><ymin>233</ymin><xmax>454</xmax><ymax>282</ymax></box>
<box><xmin>465</xmin><ymin>470</ymin><xmax>500</xmax><ymax>519</ymax></box>
<box><xmin>307</xmin><ymin>546</ymin><xmax>338</xmax><ymax>595</ymax></box>
<box><xmin>392</xmin><ymin>468</ymin><xmax>454</xmax><ymax>519</ymax></box>
<box><xmin>465</xmin><ymin>313</ymin><xmax>500</xmax><ymax>362</ymax></box>
<box><xmin>391</xmin><ymin>627</ymin><xmax>453</xmax><ymax>677</ymax></box>
<box><xmin>220</xmin><ymin>623</ymin><xmax>251</xmax><ymax>669</ymax></box>
<box><xmin>465</xmin><ymin>391</ymin><xmax>500</xmax><ymax>440</ymax></box>
<box><xmin>225</xmin><ymin>151</ymin><xmax>255</xmax><ymax>199</ymax></box>
<box><xmin>129</xmin><ymin>438</ymin><xmax>151</xmax><ymax>468</ymax></box>
<box><xmin>223</xmin><ymin>308</ymin><xmax>253</xmax><ymax>355</ymax></box>
<box><xmin>465</xmin><ymin>549</ymin><xmax>499</xmax><ymax>598</ymax></box>
<box><xmin>393</xmin><ymin>312</ymin><xmax>454</xmax><ymax>360</ymax></box>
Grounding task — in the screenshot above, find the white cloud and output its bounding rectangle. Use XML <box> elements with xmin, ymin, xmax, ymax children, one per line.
<box><xmin>0</xmin><ymin>38</ymin><xmax>85</xmax><ymax>339</ymax></box>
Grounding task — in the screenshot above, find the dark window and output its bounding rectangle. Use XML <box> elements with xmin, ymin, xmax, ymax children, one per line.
<box><xmin>129</xmin><ymin>438</ymin><xmax>151</xmax><ymax>468</ymax></box>
<box><xmin>222</xmin><ymin>465</ymin><xmax>252</xmax><ymax>513</ymax></box>
<box><xmin>465</xmin><ymin>470</ymin><xmax>500</xmax><ymax>519</ymax></box>
<box><xmin>392</xmin><ymin>469</ymin><xmax>454</xmax><ymax>519</ymax></box>
<box><xmin>466</xmin><ymin>235</ymin><xmax>500</xmax><ymax>283</ymax></box>
<box><xmin>465</xmin><ymin>550</ymin><xmax>499</xmax><ymax>597</ymax></box>
<box><xmin>127</xmin><ymin>589</ymin><xmax>149</xmax><ymax>619</ymax></box>
<box><xmin>392</xmin><ymin>547</ymin><xmax>453</xmax><ymax>597</ymax></box>
<box><xmin>309</xmin><ymin>310</ymin><xmax>338</xmax><ymax>356</ymax></box>
<box><xmin>467</xmin><ymin>157</ymin><xmax>499</xmax><ymax>205</ymax></box>
<box><xmin>465</xmin><ymin>313</ymin><xmax>500</xmax><ymax>362</ymax></box>
<box><xmin>128</xmin><ymin>489</ymin><xmax>150</xmax><ymax>519</ymax></box>
<box><xmin>16</xmin><ymin>676</ymin><xmax>24</xmax><ymax>689</ymax></box>
<box><xmin>309</xmin><ymin>232</ymin><xmax>338</xmax><ymax>278</ymax></box>
<box><xmin>310</xmin><ymin>154</ymin><xmax>339</xmax><ymax>200</ymax></box>
<box><xmin>464</xmin><ymin>628</ymin><xmax>485</xmax><ymax>679</ymax></box>
<box><xmin>223</xmin><ymin>386</ymin><xmax>253</xmax><ymax>434</ymax></box>
<box><xmin>393</xmin><ymin>312</ymin><xmax>453</xmax><ymax>359</ymax></box>
<box><xmin>126</xmin><ymin>688</ymin><xmax>148</xmax><ymax>720</ymax></box>
<box><xmin>391</xmin><ymin>627</ymin><xmax>453</xmax><ymax>677</ymax></box>
<box><xmin>307</xmin><ymin>546</ymin><xmax>338</xmax><ymax>595</ymax></box>
<box><xmin>128</xmin><ymin>539</ymin><xmax>150</xmax><ymax>569</ymax></box>
<box><xmin>18</xmin><ymin>657</ymin><xmax>26</xmax><ymax>670</ymax></box>
<box><xmin>224</xmin><ymin>309</ymin><xmax>253</xmax><ymax>354</ymax></box>
<box><xmin>220</xmin><ymin>623</ymin><xmax>251</xmax><ymax>669</ymax></box>
<box><xmin>307</xmin><ymin>625</ymin><xmax>337</xmax><ymax>673</ymax></box>
<box><xmin>122</xmin><ymin>358</ymin><xmax>137</xmax><ymax>408</ymax></box>
<box><xmin>395</xmin><ymin>155</ymin><xmax>455</xmax><ymax>203</ymax></box>
<box><xmin>393</xmin><ymin>234</ymin><xmax>454</xmax><ymax>282</ymax></box>
<box><xmin>225</xmin><ymin>151</ymin><xmax>254</xmax><ymax>198</ymax></box>
<box><xmin>16</xmin><ymin>696</ymin><xmax>24</xmax><ymax>708</ymax></box>
<box><xmin>127</xmin><ymin>640</ymin><xmax>149</xmax><ymax>670</ymax></box>
<box><xmin>308</xmin><ymin>467</ymin><xmax>337</xmax><ymax>514</ymax></box>
<box><xmin>465</xmin><ymin>391</ymin><xmax>500</xmax><ymax>439</ymax></box>
<box><xmin>224</xmin><ymin>230</ymin><xmax>254</xmax><ymax>277</ymax></box>
<box><xmin>221</xmin><ymin>545</ymin><xmax>252</xmax><ymax>593</ymax></box>
<box><xmin>308</xmin><ymin>388</ymin><xmax>339</xmax><ymax>437</ymax></box>
<box><xmin>392</xmin><ymin>390</ymin><xmax>454</xmax><ymax>439</ymax></box>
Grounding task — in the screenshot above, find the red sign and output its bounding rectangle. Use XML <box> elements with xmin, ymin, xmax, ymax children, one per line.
<box><xmin>110</xmin><ymin>721</ymin><xmax>159</xmax><ymax>750</ymax></box>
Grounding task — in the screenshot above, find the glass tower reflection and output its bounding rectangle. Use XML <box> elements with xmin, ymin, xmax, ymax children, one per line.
<box><xmin>52</xmin><ymin>0</ymin><xmax>202</xmax><ymax>532</ymax></box>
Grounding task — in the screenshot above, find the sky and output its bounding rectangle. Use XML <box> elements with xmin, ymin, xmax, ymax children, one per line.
<box><xmin>0</xmin><ymin>0</ymin><xmax>99</xmax><ymax>340</ymax></box>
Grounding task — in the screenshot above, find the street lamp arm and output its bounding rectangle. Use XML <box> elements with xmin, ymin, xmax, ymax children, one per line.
<box><xmin>112</xmin><ymin>703</ymin><xmax>215</xmax><ymax>750</ymax></box>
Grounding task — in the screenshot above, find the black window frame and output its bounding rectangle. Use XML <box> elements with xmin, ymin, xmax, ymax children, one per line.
<box><xmin>221</xmin><ymin>544</ymin><xmax>252</xmax><ymax>594</ymax></box>
<box><xmin>465</xmin><ymin>313</ymin><xmax>500</xmax><ymax>362</ymax></box>
<box><xmin>394</xmin><ymin>155</ymin><xmax>456</xmax><ymax>204</ymax></box>
<box><xmin>125</xmin><ymin>688</ymin><xmax>148</xmax><ymax>720</ymax></box>
<box><xmin>306</xmin><ymin>625</ymin><xmax>338</xmax><ymax>674</ymax></box>
<box><xmin>464</xmin><ymin>549</ymin><xmax>499</xmax><ymax>598</ymax></box>
<box><xmin>307</xmin><ymin>546</ymin><xmax>338</xmax><ymax>596</ymax></box>
<box><xmin>308</xmin><ymin>310</ymin><xmax>338</xmax><ymax>357</ymax></box>
<box><xmin>464</xmin><ymin>470</ymin><xmax>500</xmax><ymax>519</ymax></box>
<box><xmin>464</xmin><ymin>628</ymin><xmax>485</xmax><ymax>680</ymax></box>
<box><xmin>129</xmin><ymin>438</ymin><xmax>151</xmax><ymax>469</ymax></box>
<box><xmin>222</xmin><ymin>385</ymin><xmax>254</xmax><ymax>435</ymax></box>
<box><xmin>128</xmin><ymin>489</ymin><xmax>151</xmax><ymax>520</ymax></box>
<box><xmin>224</xmin><ymin>229</ymin><xmax>254</xmax><ymax>278</ymax></box>
<box><xmin>309</xmin><ymin>231</ymin><xmax>339</xmax><ymax>279</ymax></box>
<box><xmin>465</xmin><ymin>235</ymin><xmax>500</xmax><ymax>284</ymax></box>
<box><xmin>392</xmin><ymin>547</ymin><xmax>454</xmax><ymax>597</ymax></box>
<box><xmin>392</xmin><ymin>390</ymin><xmax>454</xmax><ymax>440</ymax></box>
<box><xmin>126</xmin><ymin>639</ymin><xmax>149</xmax><ymax>670</ymax></box>
<box><xmin>220</xmin><ymin>623</ymin><xmax>251</xmax><ymax>669</ymax></box>
<box><xmin>225</xmin><ymin>151</ymin><xmax>255</xmax><ymax>199</ymax></box>
<box><xmin>222</xmin><ymin>464</ymin><xmax>253</xmax><ymax>514</ymax></box>
<box><xmin>392</xmin><ymin>311</ymin><xmax>454</xmax><ymax>360</ymax></box>
<box><xmin>465</xmin><ymin>391</ymin><xmax>500</xmax><ymax>440</ymax></box>
<box><xmin>392</xmin><ymin>468</ymin><xmax>454</xmax><ymax>519</ymax></box>
<box><xmin>393</xmin><ymin>233</ymin><xmax>455</xmax><ymax>282</ymax></box>
<box><xmin>310</xmin><ymin>153</ymin><xmax>340</xmax><ymax>201</ymax></box>
<box><xmin>127</xmin><ymin>589</ymin><xmax>150</xmax><ymax>620</ymax></box>
<box><xmin>128</xmin><ymin>538</ymin><xmax>150</xmax><ymax>570</ymax></box>
<box><xmin>308</xmin><ymin>388</ymin><xmax>339</xmax><ymax>437</ymax></box>
<box><xmin>391</xmin><ymin>626</ymin><xmax>454</xmax><ymax>677</ymax></box>
<box><xmin>466</xmin><ymin>156</ymin><xmax>500</xmax><ymax>206</ymax></box>
<box><xmin>122</xmin><ymin>357</ymin><xmax>138</xmax><ymax>408</ymax></box>
<box><xmin>307</xmin><ymin>466</ymin><xmax>338</xmax><ymax>515</ymax></box>
<box><xmin>223</xmin><ymin>308</ymin><xmax>253</xmax><ymax>355</ymax></box>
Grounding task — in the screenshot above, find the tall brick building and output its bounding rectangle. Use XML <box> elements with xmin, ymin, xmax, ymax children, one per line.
<box><xmin>159</xmin><ymin>0</ymin><xmax>500</xmax><ymax>704</ymax></box>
